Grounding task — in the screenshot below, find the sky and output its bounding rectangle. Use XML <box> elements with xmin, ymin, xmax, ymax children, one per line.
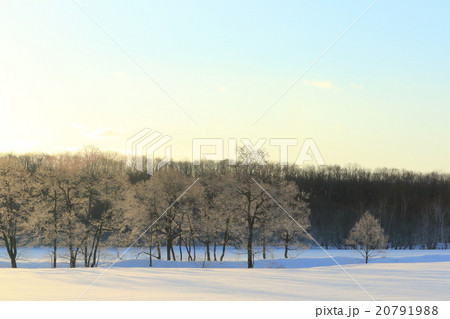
<box><xmin>0</xmin><ymin>0</ymin><xmax>449</xmax><ymax>172</ymax></box>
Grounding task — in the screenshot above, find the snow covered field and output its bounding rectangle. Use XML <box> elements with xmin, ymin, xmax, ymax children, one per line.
<box><xmin>1</xmin><ymin>248</ymin><xmax>449</xmax><ymax>300</ymax></box>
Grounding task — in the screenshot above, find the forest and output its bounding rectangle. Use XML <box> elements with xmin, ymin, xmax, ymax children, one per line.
<box><xmin>0</xmin><ymin>148</ymin><xmax>449</xmax><ymax>269</ymax></box>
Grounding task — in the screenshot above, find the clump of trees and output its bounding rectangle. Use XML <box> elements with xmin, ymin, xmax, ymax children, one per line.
<box><xmin>346</xmin><ymin>211</ymin><xmax>387</xmax><ymax>263</ymax></box>
<box><xmin>0</xmin><ymin>150</ymin><xmax>311</xmax><ymax>268</ymax></box>
<box><xmin>0</xmin><ymin>150</ymin><xmax>449</xmax><ymax>269</ymax></box>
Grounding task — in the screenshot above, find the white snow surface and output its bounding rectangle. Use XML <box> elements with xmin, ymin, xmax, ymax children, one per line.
<box><xmin>1</xmin><ymin>248</ymin><xmax>449</xmax><ymax>300</ymax></box>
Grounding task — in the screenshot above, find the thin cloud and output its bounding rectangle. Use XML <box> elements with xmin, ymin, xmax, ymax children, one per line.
<box><xmin>350</xmin><ymin>83</ymin><xmax>364</xmax><ymax>89</ymax></box>
<box><xmin>304</xmin><ymin>80</ymin><xmax>334</xmax><ymax>89</ymax></box>
<box><xmin>97</xmin><ymin>128</ymin><xmax>121</xmax><ymax>138</ymax></box>
<box><xmin>71</xmin><ymin>123</ymin><xmax>122</xmax><ymax>140</ymax></box>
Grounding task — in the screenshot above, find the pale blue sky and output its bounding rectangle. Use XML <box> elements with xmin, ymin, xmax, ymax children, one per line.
<box><xmin>0</xmin><ymin>1</ymin><xmax>449</xmax><ymax>172</ymax></box>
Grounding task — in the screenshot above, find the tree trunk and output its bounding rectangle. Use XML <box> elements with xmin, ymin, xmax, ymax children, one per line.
<box><xmin>83</xmin><ymin>244</ymin><xmax>89</xmax><ymax>267</ymax></box>
<box><xmin>247</xmin><ymin>220</ymin><xmax>254</xmax><ymax>268</ymax></box>
<box><xmin>156</xmin><ymin>241</ymin><xmax>161</xmax><ymax>259</ymax></box>
<box><xmin>69</xmin><ymin>243</ymin><xmax>77</xmax><ymax>268</ymax></box>
<box><xmin>4</xmin><ymin>235</ymin><xmax>18</xmax><ymax>268</ymax></box>
<box><xmin>220</xmin><ymin>243</ymin><xmax>227</xmax><ymax>262</ymax></box>
<box><xmin>90</xmin><ymin>235</ymin><xmax>100</xmax><ymax>267</ymax></box>
<box><xmin>7</xmin><ymin>246</ymin><xmax>18</xmax><ymax>268</ymax></box>
<box><xmin>70</xmin><ymin>256</ymin><xmax>76</xmax><ymax>268</ymax></box>
<box><xmin>166</xmin><ymin>241</ymin><xmax>171</xmax><ymax>261</ymax></box>
<box><xmin>52</xmin><ymin>239</ymin><xmax>57</xmax><ymax>268</ymax></box>
<box><xmin>149</xmin><ymin>245</ymin><xmax>152</xmax><ymax>267</ymax></box>
<box><xmin>193</xmin><ymin>239</ymin><xmax>196</xmax><ymax>261</ymax></box>
<box><xmin>178</xmin><ymin>237</ymin><xmax>183</xmax><ymax>261</ymax></box>
<box><xmin>171</xmin><ymin>245</ymin><xmax>176</xmax><ymax>261</ymax></box>
<box><xmin>51</xmin><ymin>192</ymin><xmax>58</xmax><ymax>269</ymax></box>
<box><xmin>183</xmin><ymin>237</ymin><xmax>193</xmax><ymax>261</ymax></box>
<box><xmin>262</xmin><ymin>236</ymin><xmax>266</xmax><ymax>259</ymax></box>
<box><xmin>284</xmin><ymin>233</ymin><xmax>290</xmax><ymax>258</ymax></box>
<box><xmin>220</xmin><ymin>221</ymin><xmax>230</xmax><ymax>262</ymax></box>
<box><xmin>205</xmin><ymin>241</ymin><xmax>211</xmax><ymax>261</ymax></box>
<box><xmin>95</xmin><ymin>250</ymin><xmax>100</xmax><ymax>267</ymax></box>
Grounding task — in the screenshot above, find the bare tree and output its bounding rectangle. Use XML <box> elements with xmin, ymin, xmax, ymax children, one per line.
<box><xmin>274</xmin><ymin>185</ymin><xmax>310</xmax><ymax>258</ymax></box>
<box><xmin>0</xmin><ymin>155</ymin><xmax>36</xmax><ymax>268</ymax></box>
<box><xmin>30</xmin><ymin>156</ymin><xmax>63</xmax><ymax>268</ymax></box>
<box><xmin>233</xmin><ymin>169</ymin><xmax>270</xmax><ymax>268</ymax></box>
<box><xmin>78</xmin><ymin>149</ymin><xmax>126</xmax><ymax>267</ymax></box>
<box><xmin>131</xmin><ymin>168</ymin><xmax>194</xmax><ymax>262</ymax></box>
<box><xmin>126</xmin><ymin>178</ymin><xmax>162</xmax><ymax>266</ymax></box>
<box><xmin>55</xmin><ymin>154</ymin><xmax>87</xmax><ymax>268</ymax></box>
<box><xmin>346</xmin><ymin>211</ymin><xmax>387</xmax><ymax>264</ymax></box>
<box><xmin>430</xmin><ymin>199</ymin><xmax>448</xmax><ymax>248</ymax></box>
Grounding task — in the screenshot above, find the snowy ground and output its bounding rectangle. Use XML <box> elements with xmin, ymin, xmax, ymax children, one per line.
<box><xmin>1</xmin><ymin>248</ymin><xmax>449</xmax><ymax>300</ymax></box>
<box><xmin>3</xmin><ymin>246</ymin><xmax>450</xmax><ymax>268</ymax></box>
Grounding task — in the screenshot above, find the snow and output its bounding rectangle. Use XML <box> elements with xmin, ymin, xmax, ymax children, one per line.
<box><xmin>3</xmin><ymin>246</ymin><xmax>450</xmax><ymax>269</ymax></box>
<box><xmin>0</xmin><ymin>248</ymin><xmax>449</xmax><ymax>300</ymax></box>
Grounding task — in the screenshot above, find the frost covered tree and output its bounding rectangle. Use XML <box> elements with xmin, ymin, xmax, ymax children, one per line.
<box><xmin>273</xmin><ymin>184</ymin><xmax>310</xmax><ymax>259</ymax></box>
<box><xmin>346</xmin><ymin>211</ymin><xmax>387</xmax><ymax>264</ymax></box>
<box><xmin>231</xmin><ymin>152</ymin><xmax>310</xmax><ymax>267</ymax></box>
<box><xmin>0</xmin><ymin>155</ymin><xmax>37</xmax><ymax>268</ymax></box>
<box><xmin>126</xmin><ymin>177</ymin><xmax>162</xmax><ymax>266</ymax></box>
<box><xmin>233</xmin><ymin>168</ymin><xmax>271</xmax><ymax>268</ymax></box>
<box><xmin>144</xmin><ymin>169</ymin><xmax>194</xmax><ymax>261</ymax></box>
<box><xmin>30</xmin><ymin>156</ymin><xmax>64</xmax><ymax>268</ymax></box>
<box><xmin>56</xmin><ymin>154</ymin><xmax>87</xmax><ymax>268</ymax></box>
<box><xmin>193</xmin><ymin>174</ymin><xmax>237</xmax><ymax>262</ymax></box>
<box><xmin>78</xmin><ymin>148</ymin><xmax>127</xmax><ymax>268</ymax></box>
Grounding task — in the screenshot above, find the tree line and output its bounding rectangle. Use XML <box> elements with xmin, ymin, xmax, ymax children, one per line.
<box><xmin>0</xmin><ymin>149</ymin><xmax>309</xmax><ymax>268</ymax></box>
<box><xmin>290</xmin><ymin>165</ymin><xmax>450</xmax><ymax>250</ymax></box>
<box><xmin>0</xmin><ymin>149</ymin><xmax>449</xmax><ymax>268</ymax></box>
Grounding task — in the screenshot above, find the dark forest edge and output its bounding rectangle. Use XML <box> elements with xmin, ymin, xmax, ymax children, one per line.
<box><xmin>0</xmin><ymin>148</ymin><xmax>449</xmax><ymax>269</ymax></box>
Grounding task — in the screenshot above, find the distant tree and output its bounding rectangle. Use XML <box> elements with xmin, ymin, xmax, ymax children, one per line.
<box><xmin>346</xmin><ymin>211</ymin><xmax>387</xmax><ymax>263</ymax></box>
<box><xmin>78</xmin><ymin>149</ymin><xmax>127</xmax><ymax>267</ymax></box>
<box><xmin>191</xmin><ymin>181</ymin><xmax>217</xmax><ymax>262</ymax></box>
<box><xmin>230</xmin><ymin>149</ymin><xmax>310</xmax><ymax>267</ymax></box>
<box><xmin>142</xmin><ymin>169</ymin><xmax>194</xmax><ymax>261</ymax></box>
<box><xmin>55</xmin><ymin>154</ymin><xmax>88</xmax><ymax>268</ymax></box>
<box><xmin>0</xmin><ymin>155</ymin><xmax>36</xmax><ymax>268</ymax></box>
<box><xmin>30</xmin><ymin>156</ymin><xmax>63</xmax><ymax>268</ymax></box>
<box><xmin>232</xmin><ymin>168</ymin><xmax>271</xmax><ymax>268</ymax></box>
<box><xmin>273</xmin><ymin>183</ymin><xmax>310</xmax><ymax>258</ymax></box>
<box><xmin>125</xmin><ymin>177</ymin><xmax>162</xmax><ymax>267</ymax></box>
<box><xmin>430</xmin><ymin>199</ymin><xmax>448</xmax><ymax>249</ymax></box>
